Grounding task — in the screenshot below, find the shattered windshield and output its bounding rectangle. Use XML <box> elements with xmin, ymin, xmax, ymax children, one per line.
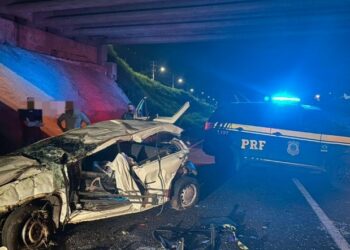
<box><xmin>14</xmin><ymin>120</ymin><xmax>178</xmax><ymax>165</ymax></box>
<box><xmin>18</xmin><ymin>135</ymin><xmax>97</xmax><ymax>164</ymax></box>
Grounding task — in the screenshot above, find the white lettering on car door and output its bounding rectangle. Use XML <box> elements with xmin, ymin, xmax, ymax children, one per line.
<box><xmin>241</xmin><ymin>139</ymin><xmax>250</xmax><ymax>149</ymax></box>
<box><xmin>259</xmin><ymin>140</ymin><xmax>266</xmax><ymax>150</ymax></box>
<box><xmin>241</xmin><ymin>139</ymin><xmax>266</xmax><ymax>150</ymax></box>
<box><xmin>250</xmin><ymin>140</ymin><xmax>258</xmax><ymax>150</ymax></box>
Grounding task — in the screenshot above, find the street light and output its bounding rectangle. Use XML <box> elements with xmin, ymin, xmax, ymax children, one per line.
<box><xmin>151</xmin><ymin>61</ymin><xmax>166</xmax><ymax>80</ymax></box>
<box><xmin>154</xmin><ymin>63</ymin><xmax>185</xmax><ymax>89</ymax></box>
<box><xmin>172</xmin><ymin>75</ymin><xmax>184</xmax><ymax>88</ymax></box>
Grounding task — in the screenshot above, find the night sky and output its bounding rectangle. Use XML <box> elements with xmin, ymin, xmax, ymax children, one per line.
<box><xmin>116</xmin><ymin>31</ymin><xmax>350</xmax><ymax>103</ymax></box>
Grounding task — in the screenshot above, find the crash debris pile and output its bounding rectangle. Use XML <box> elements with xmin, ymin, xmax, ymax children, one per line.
<box><xmin>153</xmin><ymin>223</ymin><xmax>248</xmax><ymax>250</ymax></box>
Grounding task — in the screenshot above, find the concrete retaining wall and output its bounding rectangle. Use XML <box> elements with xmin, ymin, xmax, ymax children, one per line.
<box><xmin>0</xmin><ymin>17</ymin><xmax>128</xmax><ymax>152</ymax></box>
<box><xmin>0</xmin><ymin>44</ymin><xmax>129</xmax><ymax>152</ymax></box>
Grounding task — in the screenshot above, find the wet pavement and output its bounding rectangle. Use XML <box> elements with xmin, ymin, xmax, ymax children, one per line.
<box><xmin>54</xmin><ymin>163</ymin><xmax>350</xmax><ymax>250</ymax></box>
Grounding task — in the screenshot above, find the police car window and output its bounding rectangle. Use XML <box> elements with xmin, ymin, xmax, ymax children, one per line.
<box><xmin>269</xmin><ymin>105</ymin><xmax>302</xmax><ymax>131</ymax></box>
<box><xmin>242</xmin><ymin>107</ymin><xmax>271</xmax><ymax>127</ymax></box>
<box><xmin>299</xmin><ymin>109</ymin><xmax>325</xmax><ymax>134</ymax></box>
<box><xmin>210</xmin><ymin>104</ymin><xmax>243</xmax><ymax>123</ymax></box>
<box><xmin>323</xmin><ymin>111</ymin><xmax>350</xmax><ymax>136</ymax></box>
<box><xmin>271</xmin><ymin>106</ymin><xmax>326</xmax><ymax>133</ymax></box>
<box><xmin>220</xmin><ymin>104</ymin><xmax>271</xmax><ymax>127</ymax></box>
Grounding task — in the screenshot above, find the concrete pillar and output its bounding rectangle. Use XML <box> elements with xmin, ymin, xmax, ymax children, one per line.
<box><xmin>97</xmin><ymin>45</ymin><xmax>108</xmax><ymax>65</ymax></box>
<box><xmin>0</xmin><ymin>17</ymin><xmax>17</xmax><ymax>46</ymax></box>
<box><xmin>105</xmin><ymin>62</ymin><xmax>117</xmax><ymax>81</ymax></box>
<box><xmin>97</xmin><ymin>45</ymin><xmax>117</xmax><ymax>81</ymax></box>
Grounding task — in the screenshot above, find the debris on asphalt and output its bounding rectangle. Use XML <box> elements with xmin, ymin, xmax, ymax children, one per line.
<box><xmin>136</xmin><ymin>248</ymin><xmax>158</xmax><ymax>250</ymax></box>
<box><xmin>152</xmin><ymin>223</ymin><xmax>248</xmax><ymax>250</ymax></box>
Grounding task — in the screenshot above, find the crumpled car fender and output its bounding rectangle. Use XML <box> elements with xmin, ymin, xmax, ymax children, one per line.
<box><xmin>0</xmin><ymin>156</ymin><xmax>38</xmax><ymax>186</ymax></box>
<box><xmin>0</xmin><ymin>168</ymin><xmax>68</xmax><ymax>225</ymax></box>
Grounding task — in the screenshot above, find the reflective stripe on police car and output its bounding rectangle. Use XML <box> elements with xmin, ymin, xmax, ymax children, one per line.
<box><xmin>215</xmin><ymin>122</ymin><xmax>350</xmax><ymax>147</ymax></box>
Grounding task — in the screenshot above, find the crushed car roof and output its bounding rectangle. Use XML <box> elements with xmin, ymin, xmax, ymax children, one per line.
<box><xmin>62</xmin><ymin>120</ymin><xmax>182</xmax><ymax>143</ymax></box>
<box><xmin>18</xmin><ymin>120</ymin><xmax>183</xmax><ymax>164</ymax></box>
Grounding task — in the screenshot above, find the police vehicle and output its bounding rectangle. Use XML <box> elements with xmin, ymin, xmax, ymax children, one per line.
<box><xmin>203</xmin><ymin>96</ymin><xmax>350</xmax><ymax>190</ymax></box>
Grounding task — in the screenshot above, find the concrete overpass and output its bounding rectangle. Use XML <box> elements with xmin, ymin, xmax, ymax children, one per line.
<box><xmin>0</xmin><ymin>0</ymin><xmax>350</xmax><ymax>152</ymax></box>
<box><xmin>1</xmin><ymin>0</ymin><xmax>350</xmax><ymax>45</ymax></box>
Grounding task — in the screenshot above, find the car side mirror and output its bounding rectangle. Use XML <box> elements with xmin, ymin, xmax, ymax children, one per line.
<box><xmin>60</xmin><ymin>153</ymin><xmax>68</xmax><ymax>165</ymax></box>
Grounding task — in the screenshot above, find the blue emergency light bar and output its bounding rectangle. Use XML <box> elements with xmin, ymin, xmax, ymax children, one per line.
<box><xmin>271</xmin><ymin>96</ymin><xmax>300</xmax><ymax>102</ymax></box>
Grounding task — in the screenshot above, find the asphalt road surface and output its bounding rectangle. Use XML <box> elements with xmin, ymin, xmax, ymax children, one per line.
<box><xmin>54</xmin><ymin>163</ymin><xmax>350</xmax><ymax>250</ymax></box>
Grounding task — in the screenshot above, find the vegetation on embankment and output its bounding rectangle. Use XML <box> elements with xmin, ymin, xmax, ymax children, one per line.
<box><xmin>108</xmin><ymin>46</ymin><xmax>214</xmax><ymax>139</ymax></box>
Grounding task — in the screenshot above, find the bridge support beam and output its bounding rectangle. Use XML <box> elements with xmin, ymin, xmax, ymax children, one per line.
<box><xmin>0</xmin><ymin>17</ymin><xmax>99</xmax><ymax>65</ymax></box>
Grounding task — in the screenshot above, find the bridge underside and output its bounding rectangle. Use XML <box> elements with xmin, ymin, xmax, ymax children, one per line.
<box><xmin>0</xmin><ymin>0</ymin><xmax>349</xmax><ymax>44</ymax></box>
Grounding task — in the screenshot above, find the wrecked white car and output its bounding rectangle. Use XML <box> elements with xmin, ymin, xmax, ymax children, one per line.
<box><xmin>0</xmin><ymin>104</ymin><xmax>199</xmax><ymax>250</ymax></box>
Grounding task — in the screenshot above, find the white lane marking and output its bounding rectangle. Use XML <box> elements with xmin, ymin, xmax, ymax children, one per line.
<box><xmin>293</xmin><ymin>178</ymin><xmax>350</xmax><ymax>250</ymax></box>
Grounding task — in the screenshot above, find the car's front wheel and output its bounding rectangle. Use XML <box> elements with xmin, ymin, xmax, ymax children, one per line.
<box><xmin>171</xmin><ymin>176</ymin><xmax>199</xmax><ymax>210</ymax></box>
<box><xmin>2</xmin><ymin>204</ymin><xmax>53</xmax><ymax>250</ymax></box>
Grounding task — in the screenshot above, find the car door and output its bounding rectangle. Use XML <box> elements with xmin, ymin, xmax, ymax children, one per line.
<box><xmin>320</xmin><ymin>113</ymin><xmax>350</xmax><ymax>167</ymax></box>
<box><xmin>268</xmin><ymin>105</ymin><xmax>323</xmax><ymax>168</ymax></box>
<box><xmin>134</xmin><ymin>148</ymin><xmax>184</xmax><ymax>193</ymax></box>
<box><xmin>227</xmin><ymin>104</ymin><xmax>272</xmax><ymax>161</ymax></box>
<box><xmin>132</xmin><ymin>134</ymin><xmax>186</xmax><ymax>203</ymax></box>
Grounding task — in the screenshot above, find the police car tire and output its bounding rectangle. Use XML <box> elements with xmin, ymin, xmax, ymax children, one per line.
<box><xmin>330</xmin><ymin>156</ymin><xmax>350</xmax><ymax>192</ymax></box>
<box><xmin>171</xmin><ymin>176</ymin><xmax>199</xmax><ymax>211</ymax></box>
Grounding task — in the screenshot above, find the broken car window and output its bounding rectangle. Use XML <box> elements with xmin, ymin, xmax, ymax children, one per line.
<box><xmin>18</xmin><ymin>136</ymin><xmax>97</xmax><ymax>164</ymax></box>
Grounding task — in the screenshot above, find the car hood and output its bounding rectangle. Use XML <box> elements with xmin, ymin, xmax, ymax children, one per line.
<box><xmin>0</xmin><ymin>155</ymin><xmax>39</xmax><ymax>186</ymax></box>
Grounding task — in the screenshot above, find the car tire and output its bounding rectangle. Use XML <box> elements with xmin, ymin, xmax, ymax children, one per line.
<box><xmin>2</xmin><ymin>204</ymin><xmax>53</xmax><ymax>250</ymax></box>
<box><xmin>171</xmin><ymin>176</ymin><xmax>199</xmax><ymax>210</ymax></box>
<box><xmin>329</xmin><ymin>155</ymin><xmax>350</xmax><ymax>192</ymax></box>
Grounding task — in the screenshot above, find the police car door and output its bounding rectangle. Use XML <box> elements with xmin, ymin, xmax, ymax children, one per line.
<box><xmin>231</xmin><ymin>104</ymin><xmax>271</xmax><ymax>161</ymax></box>
<box><xmin>320</xmin><ymin>113</ymin><xmax>350</xmax><ymax>168</ymax></box>
<box><xmin>268</xmin><ymin>106</ymin><xmax>323</xmax><ymax>168</ymax></box>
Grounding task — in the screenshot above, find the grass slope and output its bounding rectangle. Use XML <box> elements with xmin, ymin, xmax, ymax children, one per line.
<box><xmin>108</xmin><ymin>46</ymin><xmax>213</xmax><ymax>139</ymax></box>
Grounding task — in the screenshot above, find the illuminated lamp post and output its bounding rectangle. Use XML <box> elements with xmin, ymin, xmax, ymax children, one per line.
<box><xmin>172</xmin><ymin>75</ymin><xmax>184</xmax><ymax>89</ymax></box>
<box><xmin>151</xmin><ymin>61</ymin><xmax>166</xmax><ymax>81</ymax></box>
